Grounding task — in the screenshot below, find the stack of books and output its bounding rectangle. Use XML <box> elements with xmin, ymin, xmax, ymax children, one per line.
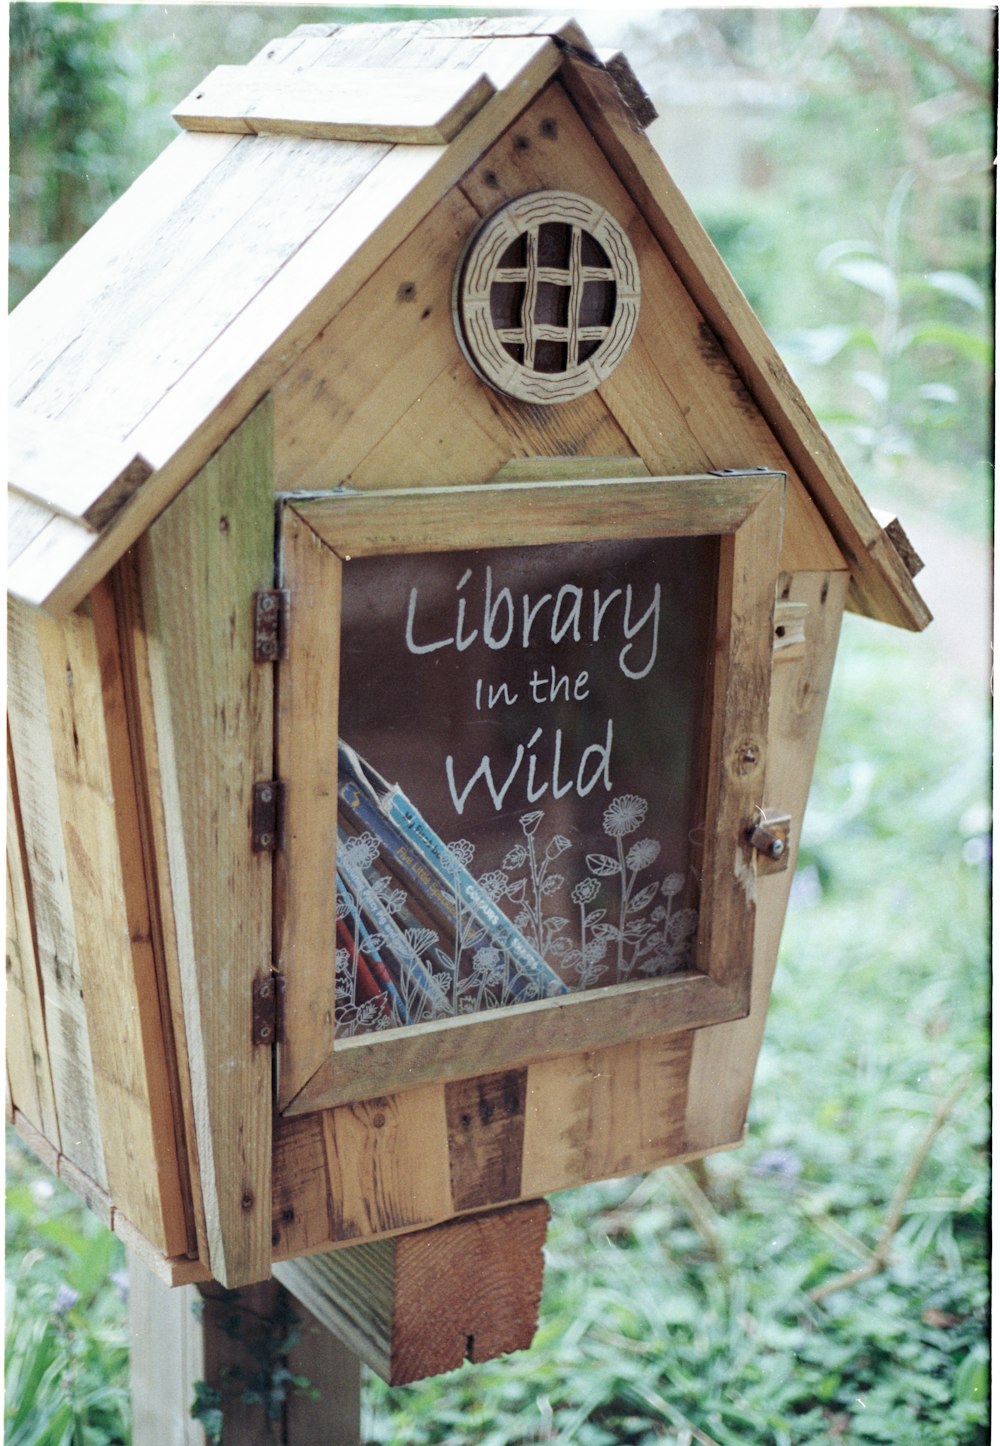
<box><xmin>335</xmin><ymin>742</ymin><xmax>567</xmax><ymax>1039</ymax></box>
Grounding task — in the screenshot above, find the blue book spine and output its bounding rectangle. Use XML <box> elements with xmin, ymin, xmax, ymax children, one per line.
<box><xmin>336</xmin><ymin>843</ymin><xmax>449</xmax><ymax>1025</ymax></box>
<box><xmin>338</xmin><ymin>742</ymin><xmax>567</xmax><ymax>1003</ymax></box>
<box><xmin>334</xmin><ymin>865</ymin><xmax>409</xmax><ymax>1026</ymax></box>
<box><xmin>385</xmin><ymin>792</ymin><xmax>567</xmax><ymax>1001</ymax></box>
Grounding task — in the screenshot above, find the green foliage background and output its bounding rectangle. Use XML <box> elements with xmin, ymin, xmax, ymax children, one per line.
<box><xmin>7</xmin><ymin>6</ymin><xmax>992</xmax><ymax>1444</ymax></box>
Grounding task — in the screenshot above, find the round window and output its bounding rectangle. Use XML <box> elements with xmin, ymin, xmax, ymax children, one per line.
<box><xmin>454</xmin><ymin>191</ymin><xmax>640</xmax><ymax>405</ymax></box>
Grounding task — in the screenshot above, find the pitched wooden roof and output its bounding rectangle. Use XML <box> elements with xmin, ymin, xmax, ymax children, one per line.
<box><xmin>8</xmin><ymin>14</ymin><xmax>929</xmax><ymax>629</ymax></box>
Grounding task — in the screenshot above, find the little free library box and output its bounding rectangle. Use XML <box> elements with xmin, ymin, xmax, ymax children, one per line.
<box><xmin>8</xmin><ymin>13</ymin><xmax>929</xmax><ymax>1379</ymax></box>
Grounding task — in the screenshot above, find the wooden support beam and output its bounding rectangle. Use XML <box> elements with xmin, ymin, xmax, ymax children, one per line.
<box><xmin>128</xmin><ymin>1256</ymin><xmax>362</xmax><ymax>1446</ymax></box>
<box><xmin>275</xmin><ymin>1200</ymin><xmax>550</xmax><ymax>1385</ymax></box>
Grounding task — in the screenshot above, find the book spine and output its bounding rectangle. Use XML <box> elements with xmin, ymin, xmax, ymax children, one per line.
<box><xmin>335</xmin><ymin>864</ymin><xmax>410</xmax><ymax>1025</ymax></box>
<box><xmin>337</xmin><ymin>741</ymin><xmax>567</xmax><ymax>1001</ymax></box>
<box><xmin>385</xmin><ymin>792</ymin><xmax>568</xmax><ymax>1001</ymax></box>
<box><xmin>336</xmin><ymin>850</ymin><xmax>445</xmax><ymax>1024</ymax></box>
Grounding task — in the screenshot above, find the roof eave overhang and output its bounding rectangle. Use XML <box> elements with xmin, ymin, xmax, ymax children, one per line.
<box><xmin>8</xmin><ymin>22</ymin><xmax>930</xmax><ymax>632</ymax></box>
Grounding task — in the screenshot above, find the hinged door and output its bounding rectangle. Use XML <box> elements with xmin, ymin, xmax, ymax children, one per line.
<box><xmin>274</xmin><ymin>473</ymin><xmax>785</xmax><ymax>1114</ymax></box>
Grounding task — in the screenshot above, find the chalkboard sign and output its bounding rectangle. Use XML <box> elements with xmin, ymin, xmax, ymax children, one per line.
<box><xmin>336</xmin><ymin>535</ymin><xmax>716</xmax><ymax>1035</ymax></box>
<box><xmin>279</xmin><ymin>473</ymin><xmax>785</xmax><ymax>1095</ymax></box>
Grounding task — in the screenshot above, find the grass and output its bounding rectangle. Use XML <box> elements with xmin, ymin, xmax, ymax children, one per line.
<box><xmin>6</xmin><ymin>609</ymin><xmax>990</xmax><ymax>1445</ymax></box>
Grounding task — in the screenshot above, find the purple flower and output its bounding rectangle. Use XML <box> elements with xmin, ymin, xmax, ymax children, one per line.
<box><xmin>54</xmin><ymin>1284</ymin><xmax>79</xmax><ymax>1318</ymax></box>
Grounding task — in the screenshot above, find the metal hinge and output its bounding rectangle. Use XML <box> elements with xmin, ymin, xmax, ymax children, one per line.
<box><xmin>252</xmin><ymin>973</ymin><xmax>285</xmax><ymax>1046</ymax></box>
<box><xmin>253</xmin><ymin>589</ymin><xmax>290</xmax><ymax>663</ymax></box>
<box><xmin>252</xmin><ymin>780</ymin><xmax>287</xmax><ymax>852</ymax></box>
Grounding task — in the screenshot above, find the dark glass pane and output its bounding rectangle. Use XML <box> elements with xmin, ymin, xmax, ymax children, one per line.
<box><xmin>336</xmin><ymin>535</ymin><xmax>717</xmax><ymax>1034</ymax></box>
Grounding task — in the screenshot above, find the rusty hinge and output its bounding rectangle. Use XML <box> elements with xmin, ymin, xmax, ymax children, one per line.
<box><xmin>252</xmin><ymin>973</ymin><xmax>285</xmax><ymax>1046</ymax></box>
<box><xmin>253</xmin><ymin>589</ymin><xmax>290</xmax><ymax>663</ymax></box>
<box><xmin>252</xmin><ymin>780</ymin><xmax>287</xmax><ymax>852</ymax></box>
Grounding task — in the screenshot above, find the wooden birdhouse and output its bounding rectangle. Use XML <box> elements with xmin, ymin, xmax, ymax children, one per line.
<box><xmin>7</xmin><ymin>13</ymin><xmax>929</xmax><ymax>1382</ymax></box>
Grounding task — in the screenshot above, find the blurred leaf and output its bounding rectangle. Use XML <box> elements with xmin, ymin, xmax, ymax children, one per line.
<box><xmin>923</xmin><ymin>270</ymin><xmax>987</xmax><ymax>311</ymax></box>
<box><xmin>831</xmin><ymin>257</ymin><xmax>899</xmax><ymax>305</ymax></box>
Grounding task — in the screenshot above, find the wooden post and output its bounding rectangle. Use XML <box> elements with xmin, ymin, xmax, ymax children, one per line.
<box><xmin>128</xmin><ymin>1256</ymin><xmax>362</xmax><ymax>1446</ymax></box>
<box><xmin>275</xmin><ymin>1200</ymin><xmax>550</xmax><ymax>1386</ymax></box>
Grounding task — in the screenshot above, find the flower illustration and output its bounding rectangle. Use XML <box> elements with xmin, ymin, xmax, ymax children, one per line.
<box><xmin>662</xmin><ymin>872</ymin><xmax>685</xmax><ymax>897</ymax></box>
<box><xmin>340</xmin><ymin>830</ymin><xmax>380</xmax><ymax>868</ymax></box>
<box><xmin>520</xmin><ymin>810</ymin><xmax>545</xmax><ymax>837</ymax></box>
<box><xmin>545</xmin><ymin>833</ymin><xmax>572</xmax><ymax>860</ymax></box>
<box><xmin>478</xmin><ymin>869</ymin><xmax>510</xmax><ymax>901</ymax></box>
<box><xmin>572</xmin><ymin>878</ymin><xmax>601</xmax><ymax>905</ymax></box>
<box><xmin>603</xmin><ymin>795</ymin><xmax>648</xmax><ymax>838</ymax></box>
<box><xmin>473</xmin><ymin>947</ymin><xmax>504</xmax><ymax>985</ymax></box>
<box><xmin>446</xmin><ymin>838</ymin><xmax>475</xmax><ymax>867</ymax></box>
<box><xmin>626</xmin><ymin>838</ymin><xmax>661</xmax><ymax>871</ymax></box>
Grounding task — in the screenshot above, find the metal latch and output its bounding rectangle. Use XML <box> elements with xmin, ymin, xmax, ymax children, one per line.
<box><xmin>748</xmin><ymin>811</ymin><xmax>793</xmax><ymax>873</ymax></box>
<box><xmin>252</xmin><ymin>974</ymin><xmax>285</xmax><ymax>1046</ymax></box>
<box><xmin>252</xmin><ymin>780</ymin><xmax>287</xmax><ymax>852</ymax></box>
<box><xmin>253</xmin><ymin>589</ymin><xmax>290</xmax><ymax>663</ymax></box>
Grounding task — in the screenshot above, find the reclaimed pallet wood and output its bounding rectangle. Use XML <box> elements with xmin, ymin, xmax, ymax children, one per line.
<box><xmin>557</xmin><ymin>55</ymin><xmax>930</xmax><ymax>630</ymax></box>
<box><xmin>274</xmin><ymin>509</ymin><xmax>341</xmax><ymax>1112</ymax></box>
<box><xmin>173</xmin><ymin>65</ymin><xmax>496</xmax><ymax>144</ymax></box>
<box><xmin>137</xmin><ymin>402</ymin><xmax>275</xmax><ymax>1287</ymax></box>
<box><xmin>111</xmin><ymin>552</ymin><xmax>211</xmax><ymax>1267</ymax></box>
<box><xmin>129</xmin><ymin>1263</ymin><xmax>360</xmax><ymax>1445</ymax></box>
<box><xmin>278</xmin><ymin>471</ymin><xmax>779</xmax><ymax>1115</ymax></box>
<box><xmin>7</xmin><ymin>599</ymin><xmax>108</xmax><ymax>1187</ymax></box>
<box><xmin>684</xmin><ymin>569</ymin><xmax>849</xmax><ymax>1154</ymax></box>
<box><xmin>521</xmin><ymin>1033</ymin><xmax>693</xmax><ymax>1194</ymax></box>
<box><xmin>270</xmin><ymin>164</ymin><xmax>644</xmax><ymax>486</ymax></box>
<box><xmin>275</xmin><ymin>1200</ymin><xmax>549</xmax><ymax>1384</ymax></box>
<box><xmin>6</xmin><ymin>754</ymin><xmax>60</xmax><ymax>1144</ymax></box>
<box><xmin>270</xmin><ymin>1035</ymin><xmax>692</xmax><ymax>1256</ymax></box>
<box><xmin>9</xmin><ymin>408</ymin><xmax>152</xmax><ymax>529</ymax></box>
<box><xmin>34</xmin><ymin>581</ymin><xmax>188</xmax><ymax>1253</ymax></box>
<box><xmin>8</xmin><ymin>130</ymin><xmax>244</xmax><ymax>402</ymax></box>
<box><xmin>453</xmin><ymin>80</ymin><xmax>843</xmax><ymax>575</ymax></box>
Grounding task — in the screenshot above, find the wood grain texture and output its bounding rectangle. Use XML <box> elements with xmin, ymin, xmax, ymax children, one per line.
<box><xmin>137</xmin><ymin>402</ymin><xmax>275</xmax><ymax>1286</ymax></box>
<box><xmin>321</xmin><ymin>1085</ymin><xmax>453</xmax><ymax>1242</ymax></box>
<box><xmin>445</xmin><ymin>1068</ymin><xmax>526</xmax><ymax>1211</ymax></box>
<box><xmin>279</xmin><ymin>471</ymin><xmax>779</xmax><ymax>1117</ymax></box>
<box><xmin>276</xmin><ymin>1199</ymin><xmax>549</xmax><ymax>1384</ymax></box>
<box><xmin>110</xmin><ymin>553</ymin><xmax>209</xmax><ymax>1265</ymax></box>
<box><xmin>288</xmin><ymin>971</ymin><xmax>735</xmax><ymax>1116</ymax></box>
<box><xmin>7</xmin><ymin>599</ymin><xmax>107</xmax><ymax>1185</ymax></box>
<box><xmin>521</xmin><ymin>1032</ymin><xmax>693</xmax><ymax>1194</ymax></box>
<box><xmin>273</xmin><ymin>1032</ymin><xmax>691</xmax><ymax>1255</ymax></box>
<box><xmin>683</xmin><ymin>570</ymin><xmax>849</xmax><ymax>1155</ymax></box>
<box><xmin>557</xmin><ymin>56</ymin><xmax>930</xmax><ymax>630</ymax></box>
<box><xmin>454</xmin><ymin>81</ymin><xmax>842</xmax><ymax>576</ymax></box>
<box><xmin>6</xmin><ymin>750</ymin><xmax>60</xmax><ymax>1142</ymax></box>
<box><xmin>130</xmin><ymin>1265</ymin><xmax>359</xmax><ymax>1445</ymax></box>
<box><xmin>9</xmin><ymin>38</ymin><xmax>565</xmax><ymax>619</ymax></box>
<box><xmin>274</xmin><ymin>510</ymin><xmax>341</xmax><ymax>1110</ymax></box>
<box><xmin>9</xmin><ymin>408</ymin><xmax>152</xmax><ymax>531</ymax></box>
<box><xmin>33</xmin><ymin>582</ymin><xmax>188</xmax><ymax>1253</ymax></box>
<box><xmin>174</xmin><ymin>65</ymin><xmax>496</xmax><ymax>143</ymax></box>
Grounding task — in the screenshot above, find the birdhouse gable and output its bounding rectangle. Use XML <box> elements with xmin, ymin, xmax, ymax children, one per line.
<box><xmin>9</xmin><ymin>14</ymin><xmax>926</xmax><ymax>632</ymax></box>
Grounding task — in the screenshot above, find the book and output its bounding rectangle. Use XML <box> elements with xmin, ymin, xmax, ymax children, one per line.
<box><xmin>338</xmin><ymin>741</ymin><xmax>568</xmax><ymax>1008</ymax></box>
